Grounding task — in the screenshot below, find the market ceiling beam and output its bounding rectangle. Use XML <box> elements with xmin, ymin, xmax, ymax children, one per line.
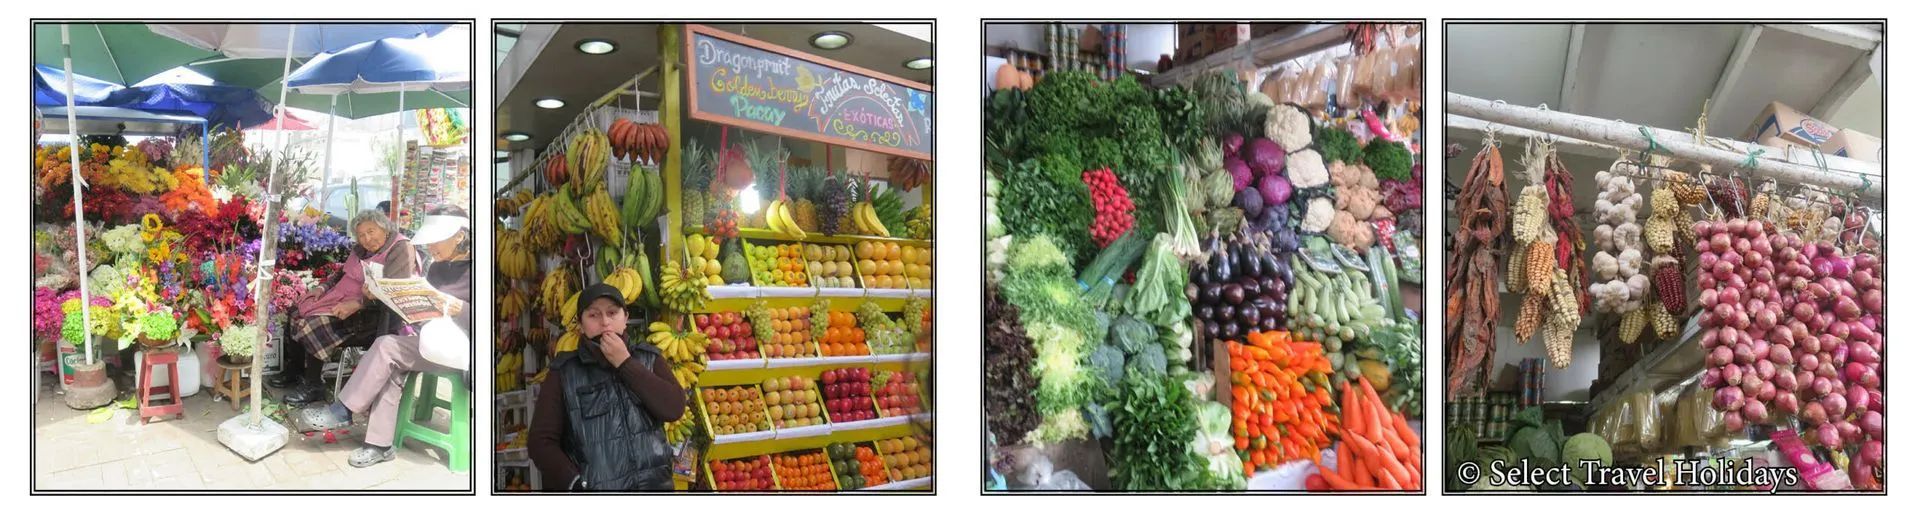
<box><xmin>1763</xmin><ymin>23</ymin><xmax>1881</xmax><ymax>51</ymax></box>
<box><xmin>1557</xmin><ymin>24</ymin><xmax>1585</xmax><ymax>113</ymax></box>
<box><xmin>1809</xmin><ymin>51</ymin><xmax>1875</xmax><ymax>120</ymax></box>
<box><xmin>1704</xmin><ymin>25</ymin><xmax>1763</xmax><ymax>129</ymax></box>
<box><xmin>1149</xmin><ymin>23</ymin><xmax>1346</xmax><ymax>88</ymax></box>
<box><xmin>1446</xmin><ymin>92</ymin><xmax>1883</xmax><ymax>197</ymax></box>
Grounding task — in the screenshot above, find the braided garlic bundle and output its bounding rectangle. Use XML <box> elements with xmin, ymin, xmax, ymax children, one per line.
<box><xmin>1588</xmin><ymin>165</ymin><xmax>1648</xmax><ymax>318</ymax></box>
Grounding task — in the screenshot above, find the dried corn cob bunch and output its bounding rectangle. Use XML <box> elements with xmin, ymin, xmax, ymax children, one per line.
<box><xmin>1644</xmin><ymin>188</ymin><xmax>1680</xmax><ymax>255</ymax></box>
<box><xmin>1617</xmin><ymin>307</ymin><xmax>1647</xmax><ymax>344</ymax></box>
<box><xmin>1542</xmin><ymin>269</ymin><xmax>1580</xmax><ymax>368</ymax></box>
<box><xmin>1509</xmin><ymin>184</ymin><xmax>1550</xmax><ymax>293</ymax></box>
<box><xmin>1666</xmin><ymin>170</ymin><xmax>1708</xmax><ymax>205</ymax></box>
<box><xmin>1648</xmin><ymin>301</ymin><xmax>1679</xmax><ymax>340</ymax></box>
<box><xmin>1527</xmin><ymin>235</ymin><xmax>1556</xmax><ymax>296</ymax></box>
<box><xmin>1549</xmin><ymin>268</ymin><xmax>1581</xmax><ymax>326</ymax></box>
<box><xmin>1544</xmin><ymin>313</ymin><xmax>1575</xmax><ymax>369</ymax></box>
<box><xmin>1514</xmin><ymin>294</ymin><xmax>1546</xmax><ymax>343</ymax></box>
<box><xmin>1512</xmin><ymin>185</ymin><xmax>1547</xmax><ymax>243</ymax></box>
<box><xmin>1651</xmin><ymin>255</ymin><xmax>1686</xmax><ymax>314</ymax></box>
<box><xmin>1508</xmin><ymin>239</ymin><xmax>1532</xmax><ymax>292</ymax></box>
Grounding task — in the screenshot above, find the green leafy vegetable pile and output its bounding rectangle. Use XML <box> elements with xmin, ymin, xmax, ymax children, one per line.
<box><xmin>1363</xmin><ymin>138</ymin><xmax>1413</xmax><ymax>181</ymax></box>
<box><xmin>1105</xmin><ymin>371</ymin><xmax>1210</xmax><ymax>490</ymax></box>
<box><xmin>1000</xmin><ymin>235</ymin><xmax>1101</xmax><ymax>443</ymax></box>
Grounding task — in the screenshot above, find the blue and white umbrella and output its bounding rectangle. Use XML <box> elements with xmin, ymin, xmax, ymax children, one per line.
<box><xmin>286</xmin><ymin>32</ymin><xmax>468</xmax><ymax>94</ymax></box>
<box><xmin>284</xmin><ymin>30</ymin><xmax>470</xmax><ymax>208</ymax></box>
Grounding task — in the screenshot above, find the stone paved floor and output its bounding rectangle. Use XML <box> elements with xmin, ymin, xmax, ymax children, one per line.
<box><xmin>34</xmin><ymin>372</ymin><xmax>469</xmax><ymax>491</ymax></box>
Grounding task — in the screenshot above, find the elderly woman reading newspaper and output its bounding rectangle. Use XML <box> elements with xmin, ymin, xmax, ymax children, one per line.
<box><xmin>295</xmin><ymin>207</ymin><xmax>474</xmax><ymax>468</ymax></box>
<box><xmin>277</xmin><ymin>210</ymin><xmax>418</xmax><ymax>406</ymax></box>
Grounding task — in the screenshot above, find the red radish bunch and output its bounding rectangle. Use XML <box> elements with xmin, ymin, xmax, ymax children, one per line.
<box><xmin>1083</xmin><ymin>168</ymin><xmax>1135</xmax><ymax>247</ymax></box>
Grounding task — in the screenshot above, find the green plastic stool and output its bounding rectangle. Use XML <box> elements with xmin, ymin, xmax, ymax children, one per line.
<box><xmin>394</xmin><ymin>371</ymin><xmax>471</xmax><ymax>472</ymax></box>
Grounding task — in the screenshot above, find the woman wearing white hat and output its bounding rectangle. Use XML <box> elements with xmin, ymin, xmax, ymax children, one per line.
<box><xmin>295</xmin><ymin>206</ymin><xmax>475</xmax><ymax>468</ymax></box>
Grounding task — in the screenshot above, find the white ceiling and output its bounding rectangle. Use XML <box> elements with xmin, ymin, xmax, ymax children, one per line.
<box><xmin>1446</xmin><ymin>23</ymin><xmax>1882</xmax><ymax>140</ymax></box>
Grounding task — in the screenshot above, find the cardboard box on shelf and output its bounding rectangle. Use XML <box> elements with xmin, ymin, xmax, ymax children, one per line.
<box><xmin>1743</xmin><ymin>101</ymin><xmax>1838</xmax><ymax>148</ymax></box>
<box><xmin>1821</xmin><ymin>128</ymin><xmax>1882</xmax><ymax>163</ymax></box>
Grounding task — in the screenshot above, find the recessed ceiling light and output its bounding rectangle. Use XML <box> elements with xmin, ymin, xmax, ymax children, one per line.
<box><xmin>903</xmin><ymin>57</ymin><xmax>933</xmax><ymax>70</ymax></box>
<box><xmin>576</xmin><ymin>39</ymin><xmax>616</xmax><ymax>55</ymax></box>
<box><xmin>534</xmin><ymin>98</ymin><xmax>566</xmax><ymax>109</ymax></box>
<box><xmin>502</xmin><ymin>132</ymin><xmax>531</xmax><ymax>142</ymax></box>
<box><xmin>810</xmin><ymin>31</ymin><xmax>852</xmax><ymax>50</ymax></box>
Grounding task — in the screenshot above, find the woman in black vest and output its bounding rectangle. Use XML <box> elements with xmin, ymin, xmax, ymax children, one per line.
<box><xmin>528</xmin><ymin>283</ymin><xmax>685</xmax><ymax>491</ymax></box>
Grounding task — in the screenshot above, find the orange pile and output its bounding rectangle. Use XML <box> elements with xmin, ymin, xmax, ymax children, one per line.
<box><xmin>853</xmin><ymin>446</ymin><xmax>891</xmax><ymax>486</ymax></box>
<box><xmin>820</xmin><ymin>311</ymin><xmax>868</xmax><ymax>356</ymax></box>
<box><xmin>774</xmin><ymin>452</ymin><xmax>836</xmax><ymax>491</ymax></box>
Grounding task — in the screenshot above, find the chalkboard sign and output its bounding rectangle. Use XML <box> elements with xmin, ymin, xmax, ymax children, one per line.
<box><xmin>685</xmin><ymin>24</ymin><xmax>934</xmax><ymax>161</ymax></box>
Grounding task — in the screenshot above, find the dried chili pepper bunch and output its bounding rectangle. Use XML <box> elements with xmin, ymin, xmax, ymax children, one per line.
<box><xmin>1444</xmin><ymin>140</ymin><xmax>1508</xmax><ymax>399</ymax></box>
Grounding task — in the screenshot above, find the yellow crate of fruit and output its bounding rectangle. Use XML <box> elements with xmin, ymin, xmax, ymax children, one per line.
<box><xmin>691</xmin><ymin>311</ymin><xmax>763</xmax><ymax>363</ymax></box>
<box><xmin>800</xmin><ymin>243</ymin><xmax>860</xmax><ymax>289</ymax></box>
<box><xmin>816</xmin><ymin>310</ymin><xmax>870</xmax><ymax>357</ymax></box>
<box><xmin>851</xmin><ymin>240</ymin><xmax>931</xmax><ymax>290</ymax></box>
<box><xmin>825</xmin><ymin>441</ymin><xmax>891</xmax><ymax>490</ymax></box>
<box><xmin>695</xmin><ymin>384</ymin><xmax>775</xmax><ymax>444</ymax></box>
<box><xmin>704</xmin><ymin>454</ymin><xmax>778</xmax><ymax>491</ymax></box>
<box><xmin>758</xmin><ymin>304</ymin><xmax>819</xmax><ymax>360</ymax></box>
<box><xmin>743</xmin><ymin>240</ymin><xmax>812</xmax><ymax>288</ymax></box>
<box><xmin>769</xmin><ymin>448</ymin><xmax>838</xmax><ymax>491</ymax></box>
<box><xmin>759</xmin><ymin>374</ymin><xmax>831</xmax><ymax>437</ymax></box>
<box><xmin>873</xmin><ymin>434</ymin><xmax>933</xmax><ymax>483</ymax></box>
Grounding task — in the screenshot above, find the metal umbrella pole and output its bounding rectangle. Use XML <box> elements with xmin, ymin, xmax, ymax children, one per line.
<box><xmin>317</xmin><ymin>93</ymin><xmax>337</xmax><ymax>204</ymax></box>
<box><xmin>60</xmin><ymin>24</ymin><xmax>93</xmax><ymax>368</ymax></box>
<box><xmin>218</xmin><ymin>25</ymin><xmax>295</xmax><ymax>462</ymax></box>
<box><xmin>392</xmin><ymin>85</ymin><xmax>405</xmax><ymax>220</ymax></box>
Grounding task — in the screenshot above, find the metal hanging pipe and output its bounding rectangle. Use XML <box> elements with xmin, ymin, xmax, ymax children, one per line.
<box><xmin>1446</xmin><ymin>92</ymin><xmax>1883</xmax><ymax>197</ymax></box>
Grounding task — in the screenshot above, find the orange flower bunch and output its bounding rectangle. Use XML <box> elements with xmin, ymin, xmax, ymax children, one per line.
<box><xmin>160</xmin><ymin>168</ymin><xmax>216</xmax><ymax>214</ymax></box>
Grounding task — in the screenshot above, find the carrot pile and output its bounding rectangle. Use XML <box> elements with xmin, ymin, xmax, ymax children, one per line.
<box><xmin>1228</xmin><ymin>330</ymin><xmax>1336</xmax><ymax>477</ymax></box>
<box><xmin>1309</xmin><ymin>376</ymin><xmax>1423</xmax><ymax>491</ymax></box>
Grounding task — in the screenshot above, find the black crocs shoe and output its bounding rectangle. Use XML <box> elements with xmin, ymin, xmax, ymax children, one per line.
<box><xmin>282</xmin><ymin>385</ymin><xmax>329</xmax><ymax>406</ymax></box>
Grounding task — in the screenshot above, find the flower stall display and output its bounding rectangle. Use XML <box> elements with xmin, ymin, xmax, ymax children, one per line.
<box><xmin>32</xmin><ymin>132</ymin><xmax>354</xmax><ymax>392</ymax></box>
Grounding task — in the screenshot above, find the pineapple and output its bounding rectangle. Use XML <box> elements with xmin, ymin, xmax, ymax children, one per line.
<box><xmin>789</xmin><ymin>166</ymin><xmax>822</xmax><ymax>232</ymax></box>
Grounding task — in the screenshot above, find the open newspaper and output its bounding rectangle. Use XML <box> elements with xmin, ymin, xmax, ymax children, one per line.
<box><xmin>362</xmin><ymin>262</ymin><xmax>448</xmax><ymax>324</ymax></box>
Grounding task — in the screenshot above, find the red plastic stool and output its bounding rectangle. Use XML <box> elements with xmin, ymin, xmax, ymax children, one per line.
<box><xmin>138</xmin><ymin>349</ymin><xmax>185</xmax><ymax>424</ymax></box>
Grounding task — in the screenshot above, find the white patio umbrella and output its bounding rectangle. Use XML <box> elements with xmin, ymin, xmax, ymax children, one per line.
<box><xmin>147</xmin><ymin>23</ymin><xmax>449</xmax><ymax>60</ymax></box>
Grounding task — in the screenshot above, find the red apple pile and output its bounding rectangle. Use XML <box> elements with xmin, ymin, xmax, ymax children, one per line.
<box><xmin>699</xmin><ymin>312</ymin><xmax>760</xmax><ymax>361</ymax></box>
<box><xmin>823</xmin><ymin>367</ymin><xmax>877</xmax><ymax>422</ymax></box>
<box><xmin>710</xmin><ymin>455</ymin><xmax>774</xmax><ymax>491</ymax></box>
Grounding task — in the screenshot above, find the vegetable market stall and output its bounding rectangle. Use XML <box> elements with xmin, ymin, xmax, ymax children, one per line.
<box><xmin>983</xmin><ymin>21</ymin><xmax>1424</xmax><ymax>492</ymax></box>
<box><xmin>492</xmin><ymin>22</ymin><xmax>935</xmax><ymax>492</ymax></box>
<box><xmin>1440</xmin><ymin>22</ymin><xmax>1884</xmax><ymax>492</ymax></box>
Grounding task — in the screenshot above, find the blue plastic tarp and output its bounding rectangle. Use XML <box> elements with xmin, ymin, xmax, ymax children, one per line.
<box><xmin>33</xmin><ymin>64</ymin><xmax>122</xmax><ymax>106</ymax></box>
<box><xmin>103</xmin><ymin>83</ymin><xmax>274</xmax><ymax>130</ymax></box>
<box><xmin>35</xmin><ymin>65</ymin><xmax>274</xmax><ymax>130</ymax></box>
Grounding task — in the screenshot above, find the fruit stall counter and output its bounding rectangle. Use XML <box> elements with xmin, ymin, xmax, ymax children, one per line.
<box><xmin>494</xmin><ymin>23</ymin><xmax>935</xmax><ymax>492</ymax></box>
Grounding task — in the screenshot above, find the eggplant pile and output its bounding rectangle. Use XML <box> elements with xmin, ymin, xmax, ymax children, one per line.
<box><xmin>1187</xmin><ymin>233</ymin><xmax>1291</xmax><ymax>345</ymax></box>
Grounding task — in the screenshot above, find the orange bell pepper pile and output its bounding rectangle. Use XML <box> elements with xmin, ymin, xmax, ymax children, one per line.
<box><xmin>1308</xmin><ymin>376</ymin><xmax>1424</xmax><ymax>491</ymax></box>
<box><xmin>1228</xmin><ymin>330</ymin><xmax>1336</xmax><ymax>478</ymax></box>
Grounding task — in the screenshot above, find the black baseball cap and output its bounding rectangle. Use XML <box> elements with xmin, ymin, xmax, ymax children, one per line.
<box><xmin>575</xmin><ymin>283</ymin><xmax>626</xmax><ymax>319</ymax></box>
